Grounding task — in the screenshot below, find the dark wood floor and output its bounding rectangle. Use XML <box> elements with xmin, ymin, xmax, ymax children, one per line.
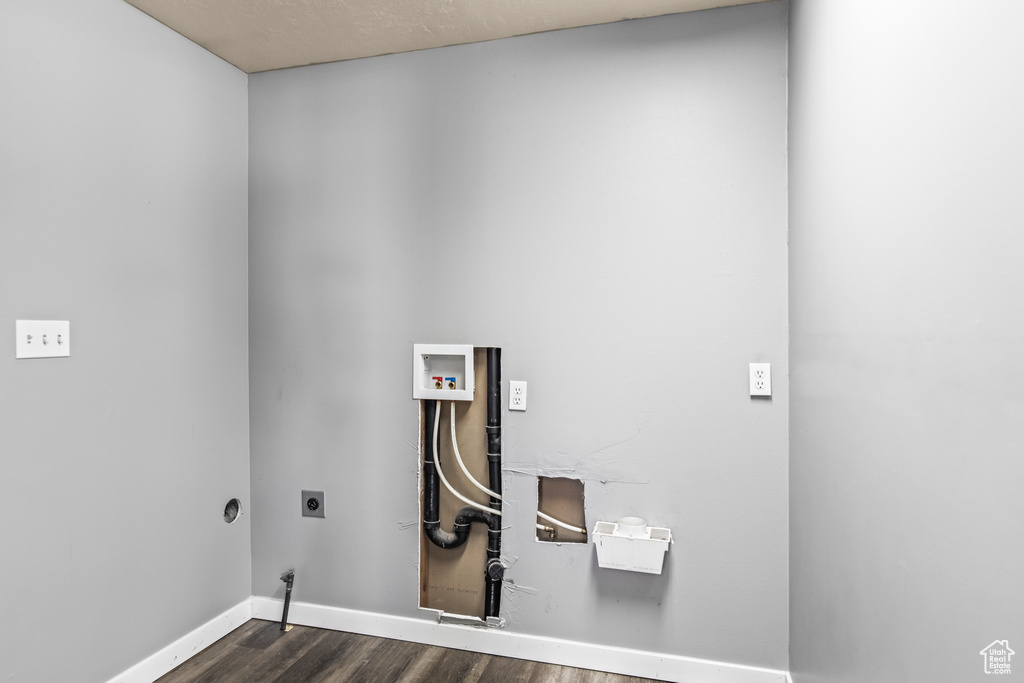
<box><xmin>156</xmin><ymin>619</ymin><xmax>667</xmax><ymax>683</ymax></box>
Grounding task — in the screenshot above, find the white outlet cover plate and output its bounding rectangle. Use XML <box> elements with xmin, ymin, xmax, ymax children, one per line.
<box><xmin>509</xmin><ymin>380</ymin><xmax>527</xmax><ymax>411</ymax></box>
<box><xmin>749</xmin><ymin>362</ymin><xmax>771</xmax><ymax>397</ymax></box>
<box><xmin>16</xmin><ymin>320</ymin><xmax>70</xmax><ymax>359</ymax></box>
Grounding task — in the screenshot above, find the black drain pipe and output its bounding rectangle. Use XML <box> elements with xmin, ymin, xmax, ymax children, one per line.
<box><xmin>484</xmin><ymin>348</ymin><xmax>503</xmax><ymax>618</ymax></box>
<box><xmin>422</xmin><ymin>398</ymin><xmax>463</xmax><ymax>548</ymax></box>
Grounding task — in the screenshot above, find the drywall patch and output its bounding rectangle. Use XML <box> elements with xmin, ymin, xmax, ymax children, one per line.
<box><xmin>504</xmin><ymin>447</ymin><xmax>650</xmax><ymax>484</ymax></box>
<box><xmin>502</xmin><ymin>579</ymin><xmax>539</xmax><ymax>596</ymax></box>
<box><xmin>499</xmin><ymin>577</ymin><xmax>538</xmax><ymax>625</ymax></box>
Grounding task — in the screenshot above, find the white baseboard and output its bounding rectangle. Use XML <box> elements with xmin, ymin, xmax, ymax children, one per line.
<box><xmin>106</xmin><ymin>599</ymin><xmax>252</xmax><ymax>683</ymax></box>
<box><xmin>251</xmin><ymin>596</ymin><xmax>791</xmax><ymax>683</ymax></box>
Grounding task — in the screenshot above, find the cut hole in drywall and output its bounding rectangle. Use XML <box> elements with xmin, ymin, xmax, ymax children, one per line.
<box><xmin>537</xmin><ymin>477</ymin><xmax>587</xmax><ymax>543</ymax></box>
<box><xmin>419</xmin><ymin>348</ymin><xmax>495</xmax><ymax>621</ymax></box>
<box><xmin>223</xmin><ymin>498</ymin><xmax>241</xmax><ymax>524</ymax></box>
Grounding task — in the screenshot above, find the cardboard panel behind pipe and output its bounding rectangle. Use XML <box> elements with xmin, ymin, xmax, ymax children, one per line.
<box><xmin>420</xmin><ymin>348</ymin><xmax>491</xmax><ymax>619</ymax></box>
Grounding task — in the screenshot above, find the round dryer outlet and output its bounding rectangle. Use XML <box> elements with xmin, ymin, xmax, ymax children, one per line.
<box><xmin>301</xmin><ymin>490</ymin><xmax>325</xmax><ymax>518</ymax></box>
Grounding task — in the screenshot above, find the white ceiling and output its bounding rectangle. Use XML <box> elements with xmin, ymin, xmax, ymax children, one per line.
<box><xmin>123</xmin><ymin>0</ymin><xmax>770</xmax><ymax>74</ymax></box>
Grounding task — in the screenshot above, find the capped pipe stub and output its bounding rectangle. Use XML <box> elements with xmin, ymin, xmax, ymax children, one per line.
<box><xmin>617</xmin><ymin>516</ymin><xmax>648</xmax><ymax>538</ymax></box>
<box><xmin>487</xmin><ymin>558</ymin><xmax>505</xmax><ymax>581</ymax></box>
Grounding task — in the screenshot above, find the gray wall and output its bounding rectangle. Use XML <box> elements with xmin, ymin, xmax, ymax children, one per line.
<box><xmin>249</xmin><ymin>2</ymin><xmax>789</xmax><ymax>669</ymax></box>
<box><xmin>789</xmin><ymin>2</ymin><xmax>1024</xmax><ymax>682</ymax></box>
<box><xmin>0</xmin><ymin>2</ymin><xmax>251</xmax><ymax>681</ymax></box>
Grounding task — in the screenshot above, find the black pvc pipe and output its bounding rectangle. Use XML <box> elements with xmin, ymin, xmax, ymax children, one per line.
<box><xmin>422</xmin><ymin>398</ymin><xmax>463</xmax><ymax>548</ymax></box>
<box><xmin>484</xmin><ymin>348</ymin><xmax>503</xmax><ymax>617</ymax></box>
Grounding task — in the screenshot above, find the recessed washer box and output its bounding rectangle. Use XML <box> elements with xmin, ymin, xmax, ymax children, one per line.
<box><xmin>412</xmin><ymin>344</ymin><xmax>474</xmax><ymax>401</ymax></box>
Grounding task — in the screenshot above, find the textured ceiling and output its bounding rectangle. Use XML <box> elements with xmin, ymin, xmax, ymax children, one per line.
<box><xmin>123</xmin><ymin>0</ymin><xmax>771</xmax><ymax>73</ymax></box>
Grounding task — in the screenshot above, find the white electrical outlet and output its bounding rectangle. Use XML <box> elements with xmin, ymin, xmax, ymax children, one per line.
<box><xmin>509</xmin><ymin>381</ymin><xmax>527</xmax><ymax>411</ymax></box>
<box><xmin>16</xmin><ymin>320</ymin><xmax>70</xmax><ymax>359</ymax></box>
<box><xmin>749</xmin><ymin>363</ymin><xmax>771</xmax><ymax>397</ymax></box>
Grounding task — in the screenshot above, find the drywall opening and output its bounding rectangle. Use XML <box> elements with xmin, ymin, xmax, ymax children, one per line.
<box><xmin>419</xmin><ymin>347</ymin><xmax>501</xmax><ymax>621</ymax></box>
<box><xmin>223</xmin><ymin>498</ymin><xmax>241</xmax><ymax>524</ymax></box>
<box><xmin>537</xmin><ymin>477</ymin><xmax>587</xmax><ymax>543</ymax></box>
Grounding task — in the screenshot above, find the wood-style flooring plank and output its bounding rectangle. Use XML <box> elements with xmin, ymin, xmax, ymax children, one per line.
<box><xmin>481</xmin><ymin>654</ymin><xmax>539</xmax><ymax>683</ymax></box>
<box><xmin>196</xmin><ymin>627</ymin><xmax>331</xmax><ymax>683</ymax></box>
<box><xmin>239</xmin><ymin>619</ymin><xmax>292</xmax><ymax>649</ymax></box>
<box><xmin>156</xmin><ymin>619</ymin><xmax>669</xmax><ymax>683</ymax></box>
<box><xmin>155</xmin><ymin>620</ymin><xmax>264</xmax><ymax>683</ymax></box>
<box><xmin>310</xmin><ymin>633</ymin><xmax>387</xmax><ymax>683</ymax></box>
<box><xmin>238</xmin><ymin>623</ymin><xmax>334</xmax><ymax>683</ymax></box>
<box><xmin>323</xmin><ymin>635</ymin><xmax>429</xmax><ymax>683</ymax></box>
<box><xmin>391</xmin><ymin>643</ymin><xmax>446</xmax><ymax>682</ymax></box>
<box><xmin>421</xmin><ymin>644</ymin><xmax>494</xmax><ymax>683</ymax></box>
<box><xmin>529</xmin><ymin>663</ymin><xmax>587</xmax><ymax>683</ymax></box>
<box><xmin>263</xmin><ymin>628</ymin><xmax>359</xmax><ymax>683</ymax></box>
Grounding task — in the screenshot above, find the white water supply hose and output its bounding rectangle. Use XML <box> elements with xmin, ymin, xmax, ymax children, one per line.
<box><xmin>537</xmin><ymin>510</ymin><xmax>586</xmax><ymax>535</ymax></box>
<box><xmin>434</xmin><ymin>400</ymin><xmax>501</xmax><ymax>516</ymax></box>
<box><xmin>451</xmin><ymin>401</ymin><xmax>502</xmax><ymax>501</ymax></box>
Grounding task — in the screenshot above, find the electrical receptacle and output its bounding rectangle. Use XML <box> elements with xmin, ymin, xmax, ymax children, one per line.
<box><xmin>749</xmin><ymin>363</ymin><xmax>771</xmax><ymax>397</ymax></box>
<box><xmin>302</xmin><ymin>490</ymin><xmax>325</xmax><ymax>518</ymax></box>
<box><xmin>509</xmin><ymin>381</ymin><xmax>527</xmax><ymax>411</ymax></box>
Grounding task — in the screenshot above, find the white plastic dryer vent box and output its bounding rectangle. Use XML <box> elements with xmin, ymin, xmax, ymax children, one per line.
<box><xmin>593</xmin><ymin>517</ymin><xmax>671</xmax><ymax>575</ymax></box>
<box><xmin>413</xmin><ymin>344</ymin><xmax>475</xmax><ymax>401</ymax></box>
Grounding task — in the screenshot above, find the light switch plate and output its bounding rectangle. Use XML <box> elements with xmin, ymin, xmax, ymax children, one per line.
<box><xmin>16</xmin><ymin>320</ymin><xmax>70</xmax><ymax>359</ymax></box>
